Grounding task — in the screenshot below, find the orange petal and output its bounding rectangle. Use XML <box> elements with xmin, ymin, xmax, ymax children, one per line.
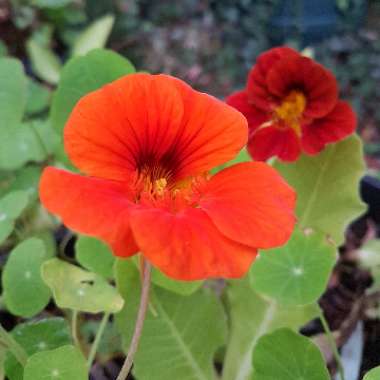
<box><xmin>39</xmin><ymin>167</ymin><xmax>138</xmax><ymax>257</ymax></box>
<box><xmin>129</xmin><ymin>207</ymin><xmax>257</xmax><ymax>280</ymax></box>
<box><xmin>199</xmin><ymin>162</ymin><xmax>296</xmax><ymax>249</ymax></box>
<box><xmin>64</xmin><ymin>73</ymin><xmax>248</xmax><ymax>182</ymax></box>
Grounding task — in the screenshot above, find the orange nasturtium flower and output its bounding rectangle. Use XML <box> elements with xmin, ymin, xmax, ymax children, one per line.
<box><xmin>227</xmin><ymin>46</ymin><xmax>357</xmax><ymax>162</ymax></box>
<box><xmin>40</xmin><ymin>73</ymin><xmax>296</xmax><ymax>281</ymax></box>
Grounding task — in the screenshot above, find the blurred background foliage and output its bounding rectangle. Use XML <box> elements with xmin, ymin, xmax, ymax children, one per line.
<box><xmin>1</xmin><ymin>0</ymin><xmax>380</xmax><ymax>160</ymax></box>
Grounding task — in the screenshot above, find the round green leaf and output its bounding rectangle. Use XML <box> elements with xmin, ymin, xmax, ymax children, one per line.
<box><xmin>4</xmin><ymin>318</ymin><xmax>71</xmax><ymax>380</ymax></box>
<box><xmin>0</xmin><ymin>191</ymin><xmax>29</xmax><ymax>244</ymax></box>
<box><xmin>51</xmin><ymin>48</ymin><xmax>135</xmax><ymax>134</ymax></box>
<box><xmin>75</xmin><ymin>236</ymin><xmax>115</xmax><ymax>278</ymax></box>
<box><xmin>3</xmin><ymin>238</ymin><xmax>53</xmax><ymax>317</ymax></box>
<box><xmin>72</xmin><ymin>15</ymin><xmax>115</xmax><ymax>57</ymax></box>
<box><xmin>41</xmin><ymin>258</ymin><xmax>124</xmax><ymax>313</ymax></box>
<box><xmin>24</xmin><ymin>345</ymin><xmax>87</xmax><ymax>380</ymax></box>
<box><xmin>252</xmin><ymin>328</ymin><xmax>330</xmax><ymax>380</ymax></box>
<box><xmin>250</xmin><ymin>229</ymin><xmax>336</xmax><ymax>306</ymax></box>
<box><xmin>274</xmin><ymin>135</ymin><xmax>366</xmax><ymax>245</ymax></box>
<box><xmin>364</xmin><ymin>366</ymin><xmax>380</xmax><ymax>380</ymax></box>
<box><xmin>0</xmin><ymin>58</ymin><xmax>26</xmax><ymax>134</ymax></box>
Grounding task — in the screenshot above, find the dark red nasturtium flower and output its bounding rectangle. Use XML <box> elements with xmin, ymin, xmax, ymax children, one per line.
<box><xmin>39</xmin><ymin>73</ymin><xmax>296</xmax><ymax>281</ymax></box>
<box><xmin>227</xmin><ymin>46</ymin><xmax>357</xmax><ymax>162</ymax></box>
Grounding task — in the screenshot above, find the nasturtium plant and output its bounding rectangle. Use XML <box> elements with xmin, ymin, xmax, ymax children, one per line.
<box><xmin>41</xmin><ymin>258</ymin><xmax>124</xmax><ymax>313</ymax></box>
<box><xmin>364</xmin><ymin>366</ymin><xmax>380</xmax><ymax>380</ymax></box>
<box><xmin>274</xmin><ymin>135</ymin><xmax>366</xmax><ymax>245</ymax></box>
<box><xmin>2</xmin><ymin>238</ymin><xmax>53</xmax><ymax>317</ymax></box>
<box><xmin>250</xmin><ymin>229</ymin><xmax>337</xmax><ymax>306</ymax></box>
<box><xmin>0</xmin><ymin>190</ymin><xmax>29</xmax><ymax>244</ymax></box>
<box><xmin>115</xmin><ymin>260</ymin><xmax>227</xmax><ymax>380</ymax></box>
<box><xmin>0</xmin><ymin>6</ymin><xmax>374</xmax><ymax>378</ymax></box>
<box><xmin>75</xmin><ymin>235</ymin><xmax>115</xmax><ymax>279</ymax></box>
<box><xmin>4</xmin><ymin>318</ymin><xmax>72</xmax><ymax>380</ymax></box>
<box><xmin>23</xmin><ymin>345</ymin><xmax>87</xmax><ymax>380</ymax></box>
<box><xmin>222</xmin><ymin>275</ymin><xmax>319</xmax><ymax>380</ymax></box>
<box><xmin>251</xmin><ymin>328</ymin><xmax>330</xmax><ymax>380</ymax></box>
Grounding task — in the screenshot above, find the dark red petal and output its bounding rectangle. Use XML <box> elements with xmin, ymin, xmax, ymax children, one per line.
<box><xmin>301</xmin><ymin>100</ymin><xmax>357</xmax><ymax>155</ymax></box>
<box><xmin>129</xmin><ymin>207</ymin><xmax>257</xmax><ymax>280</ymax></box>
<box><xmin>248</xmin><ymin>125</ymin><xmax>301</xmax><ymax>162</ymax></box>
<box><xmin>266</xmin><ymin>55</ymin><xmax>338</xmax><ymax>118</ymax></box>
<box><xmin>199</xmin><ymin>162</ymin><xmax>296</xmax><ymax>249</ymax></box>
<box><xmin>247</xmin><ymin>47</ymin><xmax>300</xmax><ymax>111</ymax></box>
<box><xmin>39</xmin><ymin>167</ymin><xmax>138</xmax><ymax>257</ymax></box>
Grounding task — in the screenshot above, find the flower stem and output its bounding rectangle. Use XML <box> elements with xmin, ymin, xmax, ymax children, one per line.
<box><xmin>0</xmin><ymin>324</ymin><xmax>27</xmax><ymax>366</ymax></box>
<box><xmin>87</xmin><ymin>312</ymin><xmax>110</xmax><ymax>369</ymax></box>
<box><xmin>116</xmin><ymin>260</ymin><xmax>152</xmax><ymax>380</ymax></box>
<box><xmin>318</xmin><ymin>307</ymin><xmax>345</xmax><ymax>380</ymax></box>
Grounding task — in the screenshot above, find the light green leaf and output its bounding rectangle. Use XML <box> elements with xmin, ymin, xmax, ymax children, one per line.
<box><xmin>0</xmin><ymin>58</ymin><xmax>26</xmax><ymax>134</ymax></box>
<box><xmin>3</xmin><ymin>238</ymin><xmax>53</xmax><ymax>317</ymax></box>
<box><xmin>250</xmin><ymin>229</ymin><xmax>336</xmax><ymax>306</ymax></box>
<box><xmin>41</xmin><ymin>258</ymin><xmax>124</xmax><ymax>313</ymax></box>
<box><xmin>5</xmin><ymin>318</ymin><xmax>71</xmax><ymax>380</ymax></box>
<box><xmin>364</xmin><ymin>366</ymin><xmax>380</xmax><ymax>380</ymax></box>
<box><xmin>50</xmin><ymin>48</ymin><xmax>135</xmax><ymax>134</ymax></box>
<box><xmin>252</xmin><ymin>328</ymin><xmax>330</xmax><ymax>380</ymax></box>
<box><xmin>26</xmin><ymin>40</ymin><xmax>62</xmax><ymax>84</ymax></box>
<box><xmin>115</xmin><ymin>259</ymin><xmax>227</xmax><ymax>380</ymax></box>
<box><xmin>221</xmin><ymin>276</ymin><xmax>318</xmax><ymax>380</ymax></box>
<box><xmin>23</xmin><ymin>345</ymin><xmax>87</xmax><ymax>380</ymax></box>
<box><xmin>25</xmin><ymin>78</ymin><xmax>50</xmax><ymax>116</ymax></box>
<box><xmin>0</xmin><ymin>191</ymin><xmax>29</xmax><ymax>244</ymax></box>
<box><xmin>131</xmin><ymin>256</ymin><xmax>202</xmax><ymax>295</ymax></box>
<box><xmin>274</xmin><ymin>135</ymin><xmax>366</xmax><ymax>245</ymax></box>
<box><xmin>75</xmin><ymin>236</ymin><xmax>115</xmax><ymax>279</ymax></box>
<box><xmin>72</xmin><ymin>15</ymin><xmax>115</xmax><ymax>57</ymax></box>
<box><xmin>0</xmin><ymin>120</ymin><xmax>54</xmax><ymax>170</ymax></box>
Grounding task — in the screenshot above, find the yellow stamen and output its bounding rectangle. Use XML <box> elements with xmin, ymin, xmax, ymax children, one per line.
<box><xmin>154</xmin><ymin>178</ymin><xmax>167</xmax><ymax>196</ymax></box>
<box><xmin>274</xmin><ymin>90</ymin><xmax>306</xmax><ymax>136</ymax></box>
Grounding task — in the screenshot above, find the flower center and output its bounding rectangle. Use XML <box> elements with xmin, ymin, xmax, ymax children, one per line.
<box><xmin>273</xmin><ymin>90</ymin><xmax>306</xmax><ymax>136</ymax></box>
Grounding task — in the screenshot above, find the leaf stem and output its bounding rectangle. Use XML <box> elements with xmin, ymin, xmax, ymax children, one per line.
<box><xmin>0</xmin><ymin>324</ymin><xmax>28</xmax><ymax>366</ymax></box>
<box><xmin>71</xmin><ymin>310</ymin><xmax>80</xmax><ymax>349</ymax></box>
<box><xmin>318</xmin><ymin>307</ymin><xmax>345</xmax><ymax>380</ymax></box>
<box><xmin>116</xmin><ymin>260</ymin><xmax>152</xmax><ymax>380</ymax></box>
<box><xmin>87</xmin><ymin>312</ymin><xmax>110</xmax><ymax>369</ymax></box>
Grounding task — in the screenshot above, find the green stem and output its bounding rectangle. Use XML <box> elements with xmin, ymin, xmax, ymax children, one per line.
<box><xmin>71</xmin><ymin>310</ymin><xmax>80</xmax><ymax>349</ymax></box>
<box><xmin>0</xmin><ymin>324</ymin><xmax>27</xmax><ymax>366</ymax></box>
<box><xmin>87</xmin><ymin>313</ymin><xmax>110</xmax><ymax>369</ymax></box>
<box><xmin>116</xmin><ymin>260</ymin><xmax>152</xmax><ymax>380</ymax></box>
<box><xmin>318</xmin><ymin>307</ymin><xmax>345</xmax><ymax>380</ymax></box>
